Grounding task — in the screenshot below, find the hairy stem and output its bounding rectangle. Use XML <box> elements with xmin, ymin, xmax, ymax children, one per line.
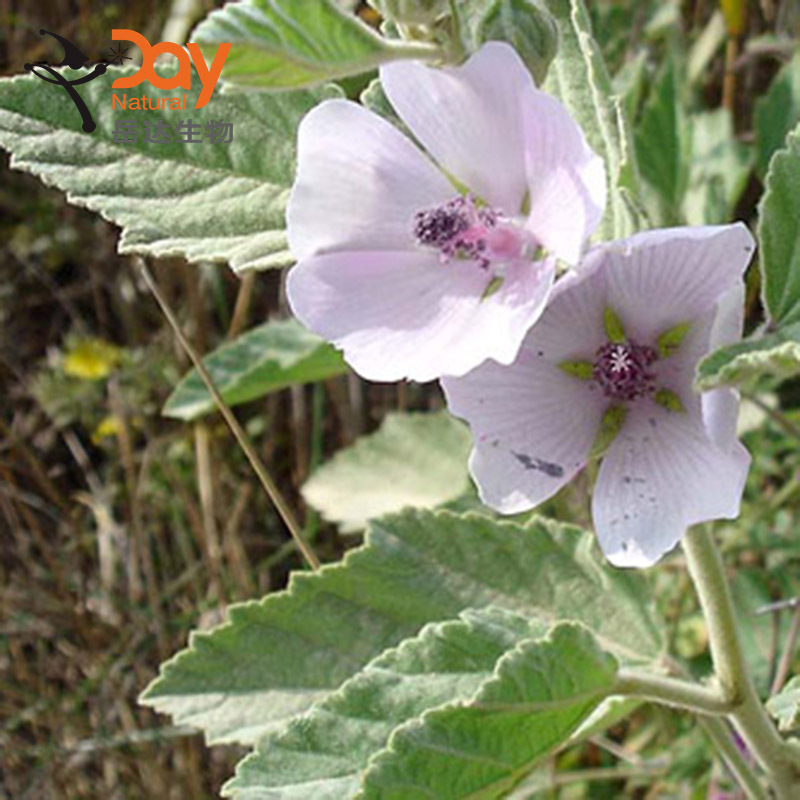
<box><xmin>683</xmin><ymin>526</ymin><xmax>800</xmax><ymax>798</ymax></box>
<box><xmin>615</xmin><ymin>670</ymin><xmax>734</xmax><ymax>715</ymax></box>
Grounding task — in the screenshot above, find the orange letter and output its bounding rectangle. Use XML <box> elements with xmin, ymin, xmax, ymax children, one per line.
<box><xmin>111</xmin><ymin>29</ymin><xmax>151</xmax><ymax>89</ymax></box>
<box><xmin>187</xmin><ymin>43</ymin><xmax>231</xmax><ymax>109</ymax></box>
<box><xmin>147</xmin><ymin>42</ymin><xmax>192</xmax><ymax>91</ymax></box>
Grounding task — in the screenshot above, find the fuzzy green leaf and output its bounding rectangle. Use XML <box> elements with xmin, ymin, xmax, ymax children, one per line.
<box><xmin>766</xmin><ymin>677</ymin><xmax>800</xmax><ymax>732</ymax></box>
<box><xmin>302</xmin><ymin>412</ymin><xmax>472</xmax><ymax>532</ymax></box>
<box><xmin>684</xmin><ymin>109</ymin><xmax>751</xmax><ymax>226</ymax></box>
<box><xmin>476</xmin><ymin>0</ymin><xmax>559</xmax><ymax>86</ymax></box>
<box><xmin>359</xmin><ymin>623</ymin><xmax>618</xmax><ymax>799</ymax></box>
<box><xmin>0</xmin><ymin>65</ymin><xmax>334</xmax><ymax>272</ymax></box>
<box><xmin>191</xmin><ymin>0</ymin><xmax>439</xmax><ymax>91</ymax></box>
<box><xmin>542</xmin><ymin>0</ymin><xmax>644</xmax><ymax>239</ymax></box>
<box><xmin>224</xmin><ymin>607</ymin><xmax>551</xmax><ymax>798</ymax></box>
<box><xmin>695</xmin><ymin>322</ymin><xmax>800</xmax><ymax>390</ymax></box>
<box><xmin>141</xmin><ymin>510</ymin><xmax>663</xmax><ymax>746</ymax></box>
<box><xmin>758</xmin><ymin>123</ymin><xmax>800</xmax><ymax>326</ymax></box>
<box><xmin>360</xmin><ymin>78</ymin><xmax>403</xmax><ymax>125</ymax></box>
<box><xmin>370</xmin><ymin>0</ymin><xmax>449</xmax><ymax>26</ymax></box>
<box><xmin>162</xmin><ymin>318</ymin><xmax>348</xmax><ymax>421</ymax></box>
<box><xmin>635</xmin><ymin>58</ymin><xmax>690</xmax><ymax>220</ymax></box>
<box><xmin>755</xmin><ymin>54</ymin><xmax>800</xmax><ymax>179</ymax></box>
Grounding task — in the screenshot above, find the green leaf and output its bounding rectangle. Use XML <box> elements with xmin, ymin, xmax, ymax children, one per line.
<box><xmin>369</xmin><ymin>0</ymin><xmax>449</xmax><ymax>25</ymax></box>
<box><xmin>766</xmin><ymin>676</ymin><xmax>800</xmax><ymax>732</ymax></box>
<box><xmin>542</xmin><ymin>0</ymin><xmax>644</xmax><ymax>239</ymax></box>
<box><xmin>162</xmin><ymin>318</ymin><xmax>348</xmax><ymax>421</ymax></box>
<box><xmin>0</xmin><ymin>65</ymin><xmax>334</xmax><ymax>272</ymax></box>
<box><xmin>758</xmin><ymin>123</ymin><xmax>800</xmax><ymax>326</ymax></box>
<box><xmin>360</xmin><ymin>78</ymin><xmax>402</xmax><ymax>124</ymax></box>
<box><xmin>613</xmin><ymin>49</ymin><xmax>648</xmax><ymax>125</ymax></box>
<box><xmin>687</xmin><ymin>11</ymin><xmax>726</xmax><ymax>87</ymax></box>
<box><xmin>635</xmin><ymin>57</ymin><xmax>691</xmax><ymax>220</ymax></box>
<box><xmin>684</xmin><ymin>109</ymin><xmax>751</xmax><ymax>226</ymax></box>
<box><xmin>695</xmin><ymin>322</ymin><xmax>800</xmax><ymax>390</ymax></box>
<box><xmin>359</xmin><ymin>623</ymin><xmax>618</xmax><ymax>799</ymax></box>
<box><xmin>225</xmin><ymin>607</ymin><xmax>551</xmax><ymax>798</ymax></box>
<box><xmin>191</xmin><ymin>0</ymin><xmax>439</xmax><ymax>91</ymax></box>
<box><xmin>567</xmin><ymin>695</ymin><xmax>642</xmax><ymax>744</ymax></box>
<box><xmin>755</xmin><ymin>54</ymin><xmax>800</xmax><ymax>179</ymax></box>
<box><xmin>302</xmin><ymin>412</ymin><xmax>472</xmax><ymax>532</ymax></box>
<box><xmin>476</xmin><ymin>0</ymin><xmax>559</xmax><ymax>86</ymax></box>
<box><xmin>141</xmin><ymin>510</ymin><xmax>663</xmax><ymax>746</ymax></box>
<box><xmin>731</xmin><ymin>569</ymin><xmax>800</xmax><ymax>696</ymax></box>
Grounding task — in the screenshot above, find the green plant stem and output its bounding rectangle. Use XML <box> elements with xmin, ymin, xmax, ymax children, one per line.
<box><xmin>615</xmin><ymin>670</ymin><xmax>734</xmax><ymax>715</ymax></box>
<box><xmin>386</xmin><ymin>35</ymin><xmax>444</xmax><ymax>54</ymax></box>
<box><xmin>683</xmin><ymin>526</ymin><xmax>800</xmax><ymax>799</ymax></box>
<box><xmin>771</xmin><ymin>603</ymin><xmax>800</xmax><ymax>695</ymax></box>
<box><xmin>551</xmin><ymin>762</ymin><xmax>667</xmax><ymax>787</ymax></box>
<box><xmin>138</xmin><ymin>260</ymin><xmax>321</xmax><ymax>571</ymax></box>
<box><xmin>698</xmin><ymin>717</ymin><xmax>769</xmax><ymax>800</ymax></box>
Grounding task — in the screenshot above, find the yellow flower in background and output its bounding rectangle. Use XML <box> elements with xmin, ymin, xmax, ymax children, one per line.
<box><xmin>91</xmin><ymin>415</ymin><xmax>122</xmax><ymax>444</ymax></box>
<box><xmin>63</xmin><ymin>338</ymin><xmax>122</xmax><ymax>380</ymax></box>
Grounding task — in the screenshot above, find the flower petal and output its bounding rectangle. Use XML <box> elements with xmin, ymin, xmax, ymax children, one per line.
<box><xmin>380</xmin><ymin>42</ymin><xmax>534</xmax><ymax>214</ymax></box>
<box><xmin>593</xmin><ymin>401</ymin><xmax>750</xmax><ymax>568</ymax></box>
<box><xmin>653</xmin><ymin>281</ymin><xmax>746</xmax><ymax>441</ymax></box>
<box><xmin>702</xmin><ymin>282</ymin><xmax>746</xmax><ymax>448</ymax></box>
<box><xmin>287</xmin><ymin>251</ymin><xmax>555</xmax><ymax>382</ymax></box>
<box><xmin>525</xmin><ymin>249</ymin><xmax>609</xmax><ymax>362</ymax></box>
<box><xmin>522</xmin><ymin>86</ymin><xmax>606</xmax><ymax>264</ymax></box>
<box><xmin>597</xmin><ymin>224</ymin><xmax>755</xmax><ymax>343</ymax></box>
<box><xmin>287</xmin><ymin>99</ymin><xmax>453</xmax><ymax>261</ymax></box>
<box><xmin>443</xmin><ymin>343</ymin><xmax>606</xmax><ymax>514</ymax></box>
<box><xmin>465</xmin><ymin>257</ymin><xmax>557</xmax><ymax>368</ymax></box>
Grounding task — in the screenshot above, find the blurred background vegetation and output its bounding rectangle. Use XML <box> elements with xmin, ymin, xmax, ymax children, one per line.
<box><xmin>1</xmin><ymin>0</ymin><xmax>799</xmax><ymax>798</ymax></box>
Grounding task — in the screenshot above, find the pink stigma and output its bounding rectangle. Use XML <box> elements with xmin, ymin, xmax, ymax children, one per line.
<box><xmin>593</xmin><ymin>341</ymin><xmax>657</xmax><ymax>402</ymax></box>
<box><xmin>414</xmin><ymin>196</ymin><xmax>527</xmax><ymax>269</ymax></box>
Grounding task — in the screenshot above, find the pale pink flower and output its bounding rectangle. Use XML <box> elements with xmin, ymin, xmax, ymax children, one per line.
<box><xmin>286</xmin><ymin>42</ymin><xmax>606</xmax><ymax>382</ymax></box>
<box><xmin>442</xmin><ymin>225</ymin><xmax>755</xmax><ymax>567</ymax></box>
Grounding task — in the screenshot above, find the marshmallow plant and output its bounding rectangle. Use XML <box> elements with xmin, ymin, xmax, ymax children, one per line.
<box><xmin>1</xmin><ymin>0</ymin><xmax>800</xmax><ymax>797</ymax></box>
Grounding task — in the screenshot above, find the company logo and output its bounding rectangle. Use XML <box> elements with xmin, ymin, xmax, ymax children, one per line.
<box><xmin>24</xmin><ymin>28</ymin><xmax>231</xmax><ymax>133</ymax></box>
<box><xmin>110</xmin><ymin>30</ymin><xmax>230</xmax><ymax>110</ymax></box>
<box><xmin>24</xmin><ymin>29</ymin><xmax>108</xmax><ymax>132</ymax></box>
